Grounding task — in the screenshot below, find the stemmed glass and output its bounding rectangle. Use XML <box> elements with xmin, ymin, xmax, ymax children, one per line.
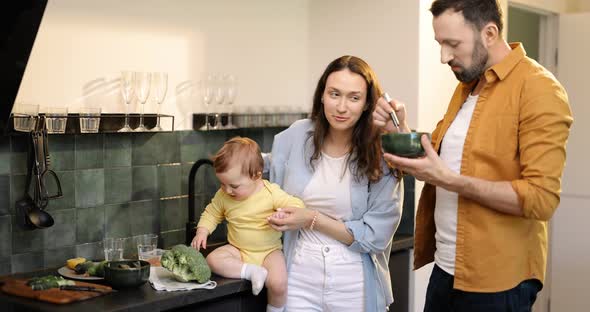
<box><xmin>212</xmin><ymin>74</ymin><xmax>225</xmax><ymax>130</ymax></box>
<box><xmin>134</xmin><ymin>71</ymin><xmax>151</xmax><ymax>132</ymax></box>
<box><xmin>199</xmin><ymin>74</ymin><xmax>214</xmax><ymax>130</ymax></box>
<box><xmin>118</xmin><ymin>71</ymin><xmax>135</xmax><ymax>132</ymax></box>
<box><xmin>224</xmin><ymin>74</ymin><xmax>237</xmax><ymax>129</ymax></box>
<box><xmin>151</xmin><ymin>72</ymin><xmax>168</xmax><ymax>131</ymax></box>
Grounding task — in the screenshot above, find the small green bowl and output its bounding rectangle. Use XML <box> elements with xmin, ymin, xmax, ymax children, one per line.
<box><xmin>104</xmin><ymin>260</ymin><xmax>150</xmax><ymax>289</ymax></box>
<box><xmin>381</xmin><ymin>132</ymin><xmax>431</xmax><ymax>158</ymax></box>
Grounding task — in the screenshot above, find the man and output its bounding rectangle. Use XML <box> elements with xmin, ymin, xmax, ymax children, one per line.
<box><xmin>373</xmin><ymin>0</ymin><xmax>573</xmax><ymax>311</ymax></box>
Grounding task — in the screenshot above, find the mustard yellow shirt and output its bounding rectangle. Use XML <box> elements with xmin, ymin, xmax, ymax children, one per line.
<box><xmin>197</xmin><ymin>180</ymin><xmax>304</xmax><ymax>260</ymax></box>
<box><xmin>414</xmin><ymin>43</ymin><xmax>573</xmax><ymax>292</ymax></box>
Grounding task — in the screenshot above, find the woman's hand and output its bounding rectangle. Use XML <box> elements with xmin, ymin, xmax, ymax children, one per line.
<box><xmin>267</xmin><ymin>207</ymin><xmax>314</xmax><ymax>232</ymax></box>
<box><xmin>373</xmin><ymin>94</ymin><xmax>410</xmax><ymax>133</ymax></box>
<box><xmin>191</xmin><ymin>227</ymin><xmax>209</xmax><ymax>251</ymax></box>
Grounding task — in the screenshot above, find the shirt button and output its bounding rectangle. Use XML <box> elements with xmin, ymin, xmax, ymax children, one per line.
<box><xmin>324</xmin><ymin>247</ymin><xmax>330</xmax><ymax>253</ymax></box>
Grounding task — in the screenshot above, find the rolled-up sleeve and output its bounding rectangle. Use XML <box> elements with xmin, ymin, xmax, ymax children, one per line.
<box><xmin>512</xmin><ymin>76</ymin><xmax>573</xmax><ymax>221</ymax></box>
<box><xmin>346</xmin><ymin>172</ymin><xmax>403</xmax><ymax>254</ymax></box>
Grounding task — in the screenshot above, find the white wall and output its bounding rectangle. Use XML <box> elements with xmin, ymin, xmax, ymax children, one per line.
<box><xmin>16</xmin><ymin>0</ymin><xmax>311</xmax><ymax>130</ymax></box>
<box><xmin>508</xmin><ymin>0</ymin><xmax>579</xmax><ymax>13</ymax></box>
<box><xmin>550</xmin><ymin>12</ymin><xmax>590</xmax><ymax>312</ymax></box>
<box><xmin>309</xmin><ymin>0</ymin><xmax>420</xmax><ymax>126</ymax></box>
<box><xmin>575</xmin><ymin>0</ymin><xmax>590</xmax><ymax>11</ymax></box>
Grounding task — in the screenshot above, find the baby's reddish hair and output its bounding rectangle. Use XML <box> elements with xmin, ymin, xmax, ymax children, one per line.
<box><xmin>213</xmin><ymin>136</ymin><xmax>263</xmax><ymax>179</ymax></box>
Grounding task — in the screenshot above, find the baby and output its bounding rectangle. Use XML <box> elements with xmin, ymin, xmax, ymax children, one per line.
<box><xmin>191</xmin><ymin>136</ymin><xmax>303</xmax><ymax>312</ymax></box>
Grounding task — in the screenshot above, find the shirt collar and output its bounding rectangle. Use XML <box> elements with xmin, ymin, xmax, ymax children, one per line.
<box><xmin>485</xmin><ymin>42</ymin><xmax>527</xmax><ymax>82</ymax></box>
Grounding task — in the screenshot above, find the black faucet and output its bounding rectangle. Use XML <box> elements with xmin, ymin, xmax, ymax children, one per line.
<box><xmin>185</xmin><ymin>158</ymin><xmax>214</xmax><ymax>245</ymax></box>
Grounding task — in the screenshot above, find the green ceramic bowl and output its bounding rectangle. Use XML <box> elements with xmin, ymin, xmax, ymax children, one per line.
<box><xmin>104</xmin><ymin>260</ymin><xmax>150</xmax><ymax>289</ymax></box>
<box><xmin>381</xmin><ymin>132</ymin><xmax>431</xmax><ymax>158</ymax></box>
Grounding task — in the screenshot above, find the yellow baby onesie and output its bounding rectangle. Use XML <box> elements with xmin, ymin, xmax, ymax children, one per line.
<box><xmin>197</xmin><ymin>179</ymin><xmax>304</xmax><ymax>265</ymax></box>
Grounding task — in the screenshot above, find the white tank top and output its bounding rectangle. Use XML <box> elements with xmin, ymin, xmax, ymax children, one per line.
<box><xmin>434</xmin><ymin>94</ymin><xmax>478</xmax><ymax>275</ymax></box>
<box><xmin>299</xmin><ymin>152</ymin><xmax>352</xmax><ymax>245</ymax></box>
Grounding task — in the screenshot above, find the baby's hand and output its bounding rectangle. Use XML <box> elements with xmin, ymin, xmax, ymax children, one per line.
<box><xmin>191</xmin><ymin>228</ymin><xmax>209</xmax><ymax>250</ymax></box>
<box><xmin>271</xmin><ymin>211</ymin><xmax>287</xmax><ymax>219</ymax></box>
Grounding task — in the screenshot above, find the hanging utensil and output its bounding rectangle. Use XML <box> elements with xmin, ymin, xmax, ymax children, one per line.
<box><xmin>26</xmin><ymin>130</ymin><xmax>54</xmax><ymax>228</ymax></box>
<box><xmin>15</xmin><ymin>132</ymin><xmax>39</xmax><ymax>230</ymax></box>
<box><xmin>38</xmin><ymin>129</ymin><xmax>62</xmax><ymax>206</ymax></box>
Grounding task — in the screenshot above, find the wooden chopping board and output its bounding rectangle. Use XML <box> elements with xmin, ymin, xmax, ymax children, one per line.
<box><xmin>1</xmin><ymin>278</ymin><xmax>113</xmax><ymax>304</ymax></box>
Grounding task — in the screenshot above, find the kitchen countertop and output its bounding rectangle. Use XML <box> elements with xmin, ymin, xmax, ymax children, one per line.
<box><xmin>0</xmin><ymin>235</ymin><xmax>414</xmax><ymax>312</ymax></box>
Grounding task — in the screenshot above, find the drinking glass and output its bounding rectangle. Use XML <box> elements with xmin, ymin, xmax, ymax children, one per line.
<box><xmin>151</xmin><ymin>72</ymin><xmax>168</xmax><ymax>131</ymax></box>
<box><xmin>79</xmin><ymin>107</ymin><xmax>101</xmax><ymax>133</ymax></box>
<box><xmin>12</xmin><ymin>103</ymin><xmax>39</xmax><ymax>132</ymax></box>
<box><xmin>45</xmin><ymin>107</ymin><xmax>68</xmax><ymax>134</ymax></box>
<box><xmin>224</xmin><ymin>74</ymin><xmax>237</xmax><ymax>129</ymax></box>
<box><xmin>199</xmin><ymin>75</ymin><xmax>214</xmax><ymax>130</ymax></box>
<box><xmin>134</xmin><ymin>71</ymin><xmax>151</xmax><ymax>132</ymax></box>
<box><xmin>118</xmin><ymin>71</ymin><xmax>135</xmax><ymax>132</ymax></box>
<box><xmin>103</xmin><ymin>237</ymin><xmax>124</xmax><ymax>261</ymax></box>
<box><xmin>212</xmin><ymin>74</ymin><xmax>225</xmax><ymax>130</ymax></box>
<box><xmin>135</xmin><ymin>234</ymin><xmax>158</xmax><ymax>261</ymax></box>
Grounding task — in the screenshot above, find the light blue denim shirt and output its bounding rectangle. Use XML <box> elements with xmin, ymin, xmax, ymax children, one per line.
<box><xmin>268</xmin><ymin>119</ymin><xmax>403</xmax><ymax>311</ymax></box>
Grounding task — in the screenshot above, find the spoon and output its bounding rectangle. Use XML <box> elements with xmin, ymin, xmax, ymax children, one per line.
<box><xmin>382</xmin><ymin>92</ymin><xmax>400</xmax><ymax>131</ymax></box>
<box><xmin>27</xmin><ymin>204</ymin><xmax>54</xmax><ymax>228</ymax></box>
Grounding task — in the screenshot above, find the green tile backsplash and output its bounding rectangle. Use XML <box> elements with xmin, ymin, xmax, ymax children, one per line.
<box><xmin>0</xmin><ymin>128</ymin><xmax>415</xmax><ymax>274</ymax></box>
<box><xmin>158</xmin><ymin>164</ymin><xmax>181</xmax><ymax>198</ymax></box>
<box><xmin>0</xmin><ymin>216</ymin><xmax>12</xmax><ymax>257</ymax></box>
<box><xmin>104</xmin><ymin>134</ymin><xmax>132</xmax><ymax>168</ymax></box>
<box><xmin>76</xmin><ymin>206</ymin><xmax>105</xmax><ymax>243</ymax></box>
<box><xmin>132</xmin><ymin>166</ymin><xmax>158</xmax><ymax>201</ymax></box>
<box><xmin>47</xmin><ymin>135</ymin><xmax>75</xmax><ymax>171</ymax></box>
<box><xmin>105</xmin><ymin>167</ymin><xmax>132</xmax><ymax>204</ymax></box>
<box><xmin>75</xmin><ymin>134</ymin><xmax>104</xmax><ymax>169</ymax></box>
<box><xmin>75</xmin><ymin>169</ymin><xmax>105</xmax><ymax>208</ymax></box>
<box><xmin>0</xmin><ymin>136</ymin><xmax>10</xmax><ymax>175</ymax></box>
<box><xmin>0</xmin><ymin>176</ymin><xmax>9</xmax><ymax>215</ymax></box>
<box><xmin>10</xmin><ymin>136</ymin><xmax>28</xmax><ymax>175</ymax></box>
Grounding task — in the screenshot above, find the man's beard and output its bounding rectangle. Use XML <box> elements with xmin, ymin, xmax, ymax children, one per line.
<box><xmin>451</xmin><ymin>39</ymin><xmax>489</xmax><ymax>83</ymax></box>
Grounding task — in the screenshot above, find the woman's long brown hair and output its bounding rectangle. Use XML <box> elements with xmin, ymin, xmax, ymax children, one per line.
<box><xmin>309</xmin><ymin>55</ymin><xmax>383</xmax><ymax>183</ymax></box>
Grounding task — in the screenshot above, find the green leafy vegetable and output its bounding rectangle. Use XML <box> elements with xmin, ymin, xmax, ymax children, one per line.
<box><xmin>161</xmin><ymin>244</ymin><xmax>211</xmax><ymax>283</ymax></box>
<box><xmin>27</xmin><ymin>275</ymin><xmax>75</xmax><ymax>290</ymax></box>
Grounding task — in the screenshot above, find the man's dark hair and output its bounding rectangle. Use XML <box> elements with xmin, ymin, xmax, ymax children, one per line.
<box><xmin>430</xmin><ymin>0</ymin><xmax>503</xmax><ymax>33</ymax></box>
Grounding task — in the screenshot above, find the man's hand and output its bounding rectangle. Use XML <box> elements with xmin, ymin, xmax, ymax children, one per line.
<box><xmin>383</xmin><ymin>134</ymin><xmax>456</xmax><ymax>188</ymax></box>
<box><xmin>373</xmin><ymin>94</ymin><xmax>411</xmax><ymax>133</ymax></box>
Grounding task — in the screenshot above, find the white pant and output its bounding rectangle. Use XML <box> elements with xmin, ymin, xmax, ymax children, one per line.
<box><xmin>286</xmin><ymin>240</ymin><xmax>364</xmax><ymax>312</ymax></box>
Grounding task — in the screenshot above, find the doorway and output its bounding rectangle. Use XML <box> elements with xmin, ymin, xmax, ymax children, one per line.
<box><xmin>508</xmin><ymin>3</ymin><xmax>558</xmax><ymax>74</ymax></box>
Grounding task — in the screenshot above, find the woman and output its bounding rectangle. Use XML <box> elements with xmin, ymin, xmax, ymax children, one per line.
<box><xmin>267</xmin><ymin>55</ymin><xmax>403</xmax><ymax>312</ymax></box>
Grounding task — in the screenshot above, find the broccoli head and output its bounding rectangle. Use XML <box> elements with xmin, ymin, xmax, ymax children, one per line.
<box><xmin>161</xmin><ymin>244</ymin><xmax>211</xmax><ymax>283</ymax></box>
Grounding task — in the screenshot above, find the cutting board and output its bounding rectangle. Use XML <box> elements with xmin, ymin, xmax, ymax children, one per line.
<box><xmin>0</xmin><ymin>278</ymin><xmax>113</xmax><ymax>304</ymax></box>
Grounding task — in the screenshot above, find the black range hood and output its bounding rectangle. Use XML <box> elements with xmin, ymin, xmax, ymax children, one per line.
<box><xmin>0</xmin><ymin>0</ymin><xmax>48</xmax><ymax>134</ymax></box>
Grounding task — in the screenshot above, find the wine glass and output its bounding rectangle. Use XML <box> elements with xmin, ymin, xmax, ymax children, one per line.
<box><xmin>212</xmin><ymin>74</ymin><xmax>225</xmax><ymax>130</ymax></box>
<box><xmin>151</xmin><ymin>72</ymin><xmax>168</xmax><ymax>131</ymax></box>
<box><xmin>224</xmin><ymin>74</ymin><xmax>237</xmax><ymax>129</ymax></box>
<box><xmin>199</xmin><ymin>74</ymin><xmax>214</xmax><ymax>130</ymax></box>
<box><xmin>134</xmin><ymin>71</ymin><xmax>151</xmax><ymax>132</ymax></box>
<box><xmin>118</xmin><ymin>71</ymin><xmax>135</xmax><ymax>132</ymax></box>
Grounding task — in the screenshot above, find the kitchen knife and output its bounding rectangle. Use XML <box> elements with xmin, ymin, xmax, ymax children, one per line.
<box><xmin>59</xmin><ymin>285</ymin><xmax>112</xmax><ymax>293</ymax></box>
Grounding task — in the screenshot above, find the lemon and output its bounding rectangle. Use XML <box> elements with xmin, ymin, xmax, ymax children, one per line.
<box><xmin>66</xmin><ymin>257</ymin><xmax>87</xmax><ymax>270</ymax></box>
